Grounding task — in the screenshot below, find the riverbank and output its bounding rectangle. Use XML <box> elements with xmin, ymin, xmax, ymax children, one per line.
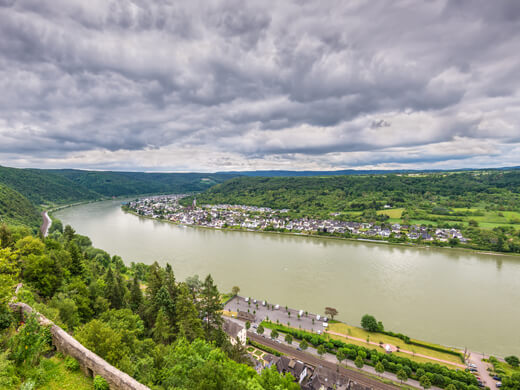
<box><xmin>122</xmin><ymin>207</ymin><xmax>520</xmax><ymax>258</ymax></box>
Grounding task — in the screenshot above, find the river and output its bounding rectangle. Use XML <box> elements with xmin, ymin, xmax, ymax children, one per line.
<box><xmin>54</xmin><ymin>199</ymin><xmax>520</xmax><ymax>357</ymax></box>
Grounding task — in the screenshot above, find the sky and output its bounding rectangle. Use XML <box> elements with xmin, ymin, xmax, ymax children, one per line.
<box><xmin>1</xmin><ymin>0</ymin><xmax>519</xmax><ymax>172</ymax></box>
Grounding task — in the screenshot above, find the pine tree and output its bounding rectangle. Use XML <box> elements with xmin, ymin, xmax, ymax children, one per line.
<box><xmin>152</xmin><ymin>308</ymin><xmax>172</xmax><ymax>344</ymax></box>
<box><xmin>175</xmin><ymin>283</ymin><xmax>204</xmax><ymax>341</ymax></box>
<box><xmin>200</xmin><ymin>274</ymin><xmax>223</xmax><ymax>333</ymax></box>
<box><xmin>67</xmin><ymin>242</ymin><xmax>84</xmax><ymax>276</ymax></box>
<box><xmin>129</xmin><ymin>275</ymin><xmax>143</xmax><ymax>312</ymax></box>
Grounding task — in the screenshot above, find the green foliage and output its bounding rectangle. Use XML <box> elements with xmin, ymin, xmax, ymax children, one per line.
<box><xmin>64</xmin><ymin>356</ymin><xmax>80</xmax><ymax>371</ymax></box>
<box><xmin>506</xmin><ymin>356</ymin><xmax>520</xmax><ymax>368</ymax></box>
<box><xmin>0</xmin><ymin>350</ymin><xmax>20</xmax><ymax>389</ymax></box>
<box><xmin>420</xmin><ymin>374</ymin><xmax>432</xmax><ymax>389</ymax></box>
<box><xmin>9</xmin><ymin>315</ymin><xmax>51</xmax><ymax>367</ymax></box>
<box><xmin>75</xmin><ymin>320</ymin><xmax>125</xmax><ymax>366</ymax></box>
<box><xmin>93</xmin><ymin>375</ymin><xmax>109</xmax><ymax>390</ymax></box>
<box><xmin>247</xmin><ymin>340</ymin><xmax>282</xmax><ymax>357</ymax></box>
<box><xmin>0</xmin><ymin>165</ymin><xmax>235</xmax><ymax>206</ymax></box>
<box><xmin>397</xmin><ymin>368</ymin><xmax>408</xmax><ymax>383</ymax></box>
<box><xmin>361</xmin><ymin>314</ymin><xmax>382</xmax><ymax>332</ymax></box>
<box><xmin>262</xmin><ymin>322</ymin><xmax>478</xmax><ymax>389</ymax></box>
<box><xmin>0</xmin><ymin>184</ymin><xmax>40</xmax><ymax>228</ymax></box>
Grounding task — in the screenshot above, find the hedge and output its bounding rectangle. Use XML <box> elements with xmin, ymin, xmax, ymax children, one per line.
<box><xmin>261</xmin><ymin>322</ymin><xmax>478</xmax><ymax>389</ymax></box>
<box><xmin>247</xmin><ymin>339</ymin><xmax>282</xmax><ymax>357</ymax></box>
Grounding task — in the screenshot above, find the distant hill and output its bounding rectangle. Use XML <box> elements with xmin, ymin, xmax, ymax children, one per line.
<box><xmin>0</xmin><ymin>165</ymin><xmax>237</xmax><ymax>206</ymax></box>
<box><xmin>0</xmin><ymin>166</ymin><xmax>99</xmax><ymax>206</ymax></box>
<box><xmin>0</xmin><ymin>183</ymin><xmax>40</xmax><ymax>228</ymax></box>
<box><xmin>51</xmin><ymin>169</ymin><xmax>235</xmax><ymax>197</ymax></box>
<box><xmin>218</xmin><ymin>166</ymin><xmax>520</xmax><ymax>177</ymax></box>
<box><xmin>183</xmin><ymin>170</ymin><xmax>520</xmax><ymax>214</ymax></box>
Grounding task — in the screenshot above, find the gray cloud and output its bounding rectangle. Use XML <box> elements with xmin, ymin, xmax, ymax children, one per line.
<box><xmin>0</xmin><ymin>0</ymin><xmax>519</xmax><ymax>171</ymax></box>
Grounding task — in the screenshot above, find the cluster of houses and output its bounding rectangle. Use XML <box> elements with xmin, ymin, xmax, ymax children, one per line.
<box><xmin>127</xmin><ymin>196</ymin><xmax>467</xmax><ymax>243</ymax></box>
<box><xmin>222</xmin><ymin>318</ymin><xmax>372</xmax><ymax>390</ymax></box>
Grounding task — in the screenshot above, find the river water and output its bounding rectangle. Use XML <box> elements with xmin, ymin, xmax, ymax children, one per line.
<box><xmin>54</xmin><ymin>199</ymin><xmax>520</xmax><ymax>357</ymax></box>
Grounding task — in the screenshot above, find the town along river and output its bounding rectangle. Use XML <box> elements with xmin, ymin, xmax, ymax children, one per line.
<box><xmin>54</xmin><ymin>199</ymin><xmax>520</xmax><ymax>357</ymax></box>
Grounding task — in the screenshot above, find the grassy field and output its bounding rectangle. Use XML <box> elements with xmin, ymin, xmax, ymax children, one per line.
<box><xmin>38</xmin><ymin>356</ymin><xmax>93</xmax><ymax>390</ymax></box>
<box><xmin>328</xmin><ymin>323</ymin><xmax>462</xmax><ymax>366</ymax></box>
<box><xmin>377</xmin><ymin>208</ymin><xmax>404</xmax><ymax>218</ymax></box>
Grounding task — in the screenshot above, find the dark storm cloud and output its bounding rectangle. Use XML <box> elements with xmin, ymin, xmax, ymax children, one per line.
<box><xmin>0</xmin><ymin>0</ymin><xmax>519</xmax><ymax>171</ymax></box>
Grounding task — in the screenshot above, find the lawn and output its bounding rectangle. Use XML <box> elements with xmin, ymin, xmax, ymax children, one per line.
<box><xmin>377</xmin><ymin>208</ymin><xmax>404</xmax><ymax>219</ymax></box>
<box><xmin>38</xmin><ymin>356</ymin><xmax>93</xmax><ymax>390</ymax></box>
<box><xmin>325</xmin><ymin>332</ymin><xmax>461</xmax><ymax>370</ymax></box>
<box><xmin>328</xmin><ymin>323</ymin><xmax>463</xmax><ymax>366</ymax></box>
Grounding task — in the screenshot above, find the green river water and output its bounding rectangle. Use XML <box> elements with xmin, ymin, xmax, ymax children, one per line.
<box><xmin>54</xmin><ymin>199</ymin><xmax>520</xmax><ymax>357</ymax></box>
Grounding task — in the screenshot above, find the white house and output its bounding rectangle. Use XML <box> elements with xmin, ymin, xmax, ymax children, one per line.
<box><xmin>223</xmin><ymin>319</ymin><xmax>247</xmax><ymax>346</ymax></box>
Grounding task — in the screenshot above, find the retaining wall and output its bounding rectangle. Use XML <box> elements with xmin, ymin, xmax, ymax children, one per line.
<box><xmin>9</xmin><ymin>302</ymin><xmax>150</xmax><ymax>390</ymax></box>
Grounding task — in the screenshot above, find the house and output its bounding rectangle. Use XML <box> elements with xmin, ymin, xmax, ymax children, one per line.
<box><xmin>275</xmin><ymin>356</ymin><xmax>309</xmax><ymax>384</ymax></box>
<box><xmin>222</xmin><ymin>319</ymin><xmax>247</xmax><ymax>346</ymax></box>
<box><xmin>301</xmin><ymin>366</ymin><xmax>348</xmax><ymax>390</ymax></box>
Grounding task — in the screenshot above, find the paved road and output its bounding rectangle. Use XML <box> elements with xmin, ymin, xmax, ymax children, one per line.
<box><xmin>226</xmin><ymin>295</ymin><xmax>464</xmax><ymax>368</ymax></box>
<box><xmin>248</xmin><ymin>331</ymin><xmax>400</xmax><ymax>390</ymax></box>
<box><xmin>40</xmin><ymin>211</ymin><xmax>52</xmax><ymax>237</ymax></box>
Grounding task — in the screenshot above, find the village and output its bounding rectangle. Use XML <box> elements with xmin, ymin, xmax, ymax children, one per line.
<box><xmin>125</xmin><ymin>195</ymin><xmax>468</xmax><ymax>244</ymax></box>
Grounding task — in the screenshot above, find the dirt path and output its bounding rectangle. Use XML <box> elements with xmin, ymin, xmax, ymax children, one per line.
<box><xmin>327</xmin><ymin>330</ymin><xmax>466</xmax><ymax>368</ymax></box>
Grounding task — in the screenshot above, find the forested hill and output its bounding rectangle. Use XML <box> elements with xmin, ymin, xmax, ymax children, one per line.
<box><xmin>51</xmin><ymin>169</ymin><xmax>234</xmax><ymax>197</ymax></box>
<box><xmin>0</xmin><ymin>165</ymin><xmax>236</xmax><ymax>206</ymax></box>
<box><xmin>186</xmin><ymin>171</ymin><xmax>520</xmax><ymax>213</ymax></box>
<box><xmin>0</xmin><ymin>166</ymin><xmax>99</xmax><ymax>206</ymax></box>
<box><xmin>0</xmin><ymin>183</ymin><xmax>40</xmax><ymax>228</ymax></box>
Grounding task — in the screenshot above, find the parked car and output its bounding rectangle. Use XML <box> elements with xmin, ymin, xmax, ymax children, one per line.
<box><xmin>297</xmin><ymin>347</ymin><xmax>302</xmax><ymax>351</ymax></box>
<box><xmin>253</xmin><ymin>299</ymin><xmax>257</xmax><ymax>304</ymax></box>
<box><xmin>496</xmin><ymin>382</ymin><xmax>502</xmax><ymax>388</ymax></box>
<box><xmin>493</xmin><ymin>376</ymin><xmax>501</xmax><ymax>381</ymax></box>
<box><xmin>469</xmin><ymin>363</ymin><xmax>477</xmax><ymax>368</ymax></box>
<box><xmin>317</xmin><ymin>330</ymin><xmax>322</xmax><ymax>335</ymax></box>
<box><xmin>253</xmin><ymin>324</ymin><xmax>258</xmax><ymax>329</ymax></box>
<box><xmin>470</xmin><ymin>368</ymin><xmax>478</xmax><ymax>372</ymax></box>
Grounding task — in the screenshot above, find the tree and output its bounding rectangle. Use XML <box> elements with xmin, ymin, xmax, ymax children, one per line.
<box><xmin>505</xmin><ymin>355</ymin><xmax>520</xmax><ymax>367</ymax></box>
<box><xmin>375</xmin><ymin>362</ymin><xmax>384</xmax><ymax>377</ymax></box>
<box><xmin>271</xmin><ymin>330</ymin><xmax>279</xmax><ymax>340</ymax></box>
<box><xmin>257</xmin><ymin>324</ymin><xmax>264</xmax><ymax>335</ymax></box>
<box><xmin>420</xmin><ymin>375</ymin><xmax>432</xmax><ymax>390</ymax></box>
<box><xmin>336</xmin><ymin>349</ymin><xmax>346</xmax><ymax>368</ymax></box>
<box><xmin>317</xmin><ymin>344</ymin><xmax>326</xmax><ymax>358</ymax></box>
<box><xmin>231</xmin><ymin>286</ymin><xmax>240</xmax><ymax>296</ymax></box>
<box><xmin>152</xmin><ymin>308</ymin><xmax>173</xmax><ymax>344</ymax></box>
<box><xmin>299</xmin><ymin>340</ymin><xmax>308</xmax><ymax>351</ymax></box>
<box><xmin>67</xmin><ymin>241</ymin><xmax>85</xmax><ymax>276</ymax></box>
<box><xmin>285</xmin><ymin>334</ymin><xmax>293</xmax><ymax>344</ymax></box>
<box><xmin>63</xmin><ymin>225</ymin><xmax>76</xmax><ymax>242</ymax></box>
<box><xmin>129</xmin><ymin>275</ymin><xmax>143</xmax><ymax>312</ymax></box>
<box><xmin>200</xmin><ymin>274</ymin><xmax>223</xmax><ymax>333</ymax></box>
<box><xmin>175</xmin><ymin>283</ymin><xmax>204</xmax><ymax>342</ymax></box>
<box><xmin>445</xmin><ymin>384</ymin><xmax>457</xmax><ymax>390</ymax></box>
<box><xmin>245</xmin><ymin>321</ymin><xmax>251</xmax><ymax>330</ymax></box>
<box><xmin>361</xmin><ymin>314</ymin><xmax>382</xmax><ymax>332</ymax></box>
<box><xmin>397</xmin><ymin>368</ymin><xmax>408</xmax><ymax>384</ymax></box>
<box><xmin>75</xmin><ymin>320</ymin><xmax>125</xmax><ymax>366</ymax></box>
<box><xmin>325</xmin><ymin>307</ymin><xmax>338</xmax><ymax>320</ymax></box>
<box><xmin>355</xmin><ymin>355</ymin><xmax>364</xmax><ymax>369</ymax></box>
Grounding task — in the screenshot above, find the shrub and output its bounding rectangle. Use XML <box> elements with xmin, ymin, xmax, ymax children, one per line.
<box><xmin>64</xmin><ymin>356</ymin><xmax>80</xmax><ymax>371</ymax></box>
<box><xmin>20</xmin><ymin>380</ymin><xmax>36</xmax><ymax>390</ymax></box>
<box><xmin>93</xmin><ymin>375</ymin><xmax>110</xmax><ymax>390</ymax></box>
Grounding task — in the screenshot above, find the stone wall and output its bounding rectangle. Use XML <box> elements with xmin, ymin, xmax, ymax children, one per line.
<box><xmin>9</xmin><ymin>302</ymin><xmax>150</xmax><ymax>390</ymax></box>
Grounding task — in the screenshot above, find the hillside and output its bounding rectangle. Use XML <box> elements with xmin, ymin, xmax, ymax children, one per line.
<box><xmin>184</xmin><ymin>171</ymin><xmax>520</xmax><ymax>213</ymax></box>
<box><xmin>52</xmin><ymin>169</ymin><xmax>235</xmax><ymax>197</ymax></box>
<box><xmin>0</xmin><ymin>183</ymin><xmax>41</xmax><ymax>228</ymax></box>
<box><xmin>0</xmin><ymin>166</ymin><xmax>237</xmax><ymax>206</ymax></box>
<box><xmin>0</xmin><ymin>166</ymin><xmax>99</xmax><ymax>206</ymax></box>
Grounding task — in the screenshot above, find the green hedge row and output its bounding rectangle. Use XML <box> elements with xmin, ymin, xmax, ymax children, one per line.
<box><xmin>247</xmin><ymin>339</ymin><xmax>282</xmax><ymax>357</ymax></box>
<box><xmin>262</xmin><ymin>322</ymin><xmax>477</xmax><ymax>389</ymax></box>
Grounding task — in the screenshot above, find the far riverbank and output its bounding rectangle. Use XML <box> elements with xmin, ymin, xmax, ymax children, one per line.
<box><xmin>122</xmin><ymin>207</ymin><xmax>519</xmax><ymax>258</ymax></box>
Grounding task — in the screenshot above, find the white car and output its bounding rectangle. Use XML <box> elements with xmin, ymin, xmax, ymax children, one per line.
<box><xmin>262</xmin><ymin>300</ymin><xmax>266</xmax><ymax>306</ymax></box>
<box><xmin>275</xmin><ymin>304</ymin><xmax>280</xmax><ymax>310</ymax></box>
<box><xmin>245</xmin><ymin>297</ymin><xmax>250</xmax><ymax>302</ymax></box>
<box><xmin>316</xmin><ymin>314</ymin><xmax>321</xmax><ymax>321</ymax></box>
<box><xmin>323</xmin><ymin>323</ymin><xmax>328</xmax><ymax>328</ymax></box>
